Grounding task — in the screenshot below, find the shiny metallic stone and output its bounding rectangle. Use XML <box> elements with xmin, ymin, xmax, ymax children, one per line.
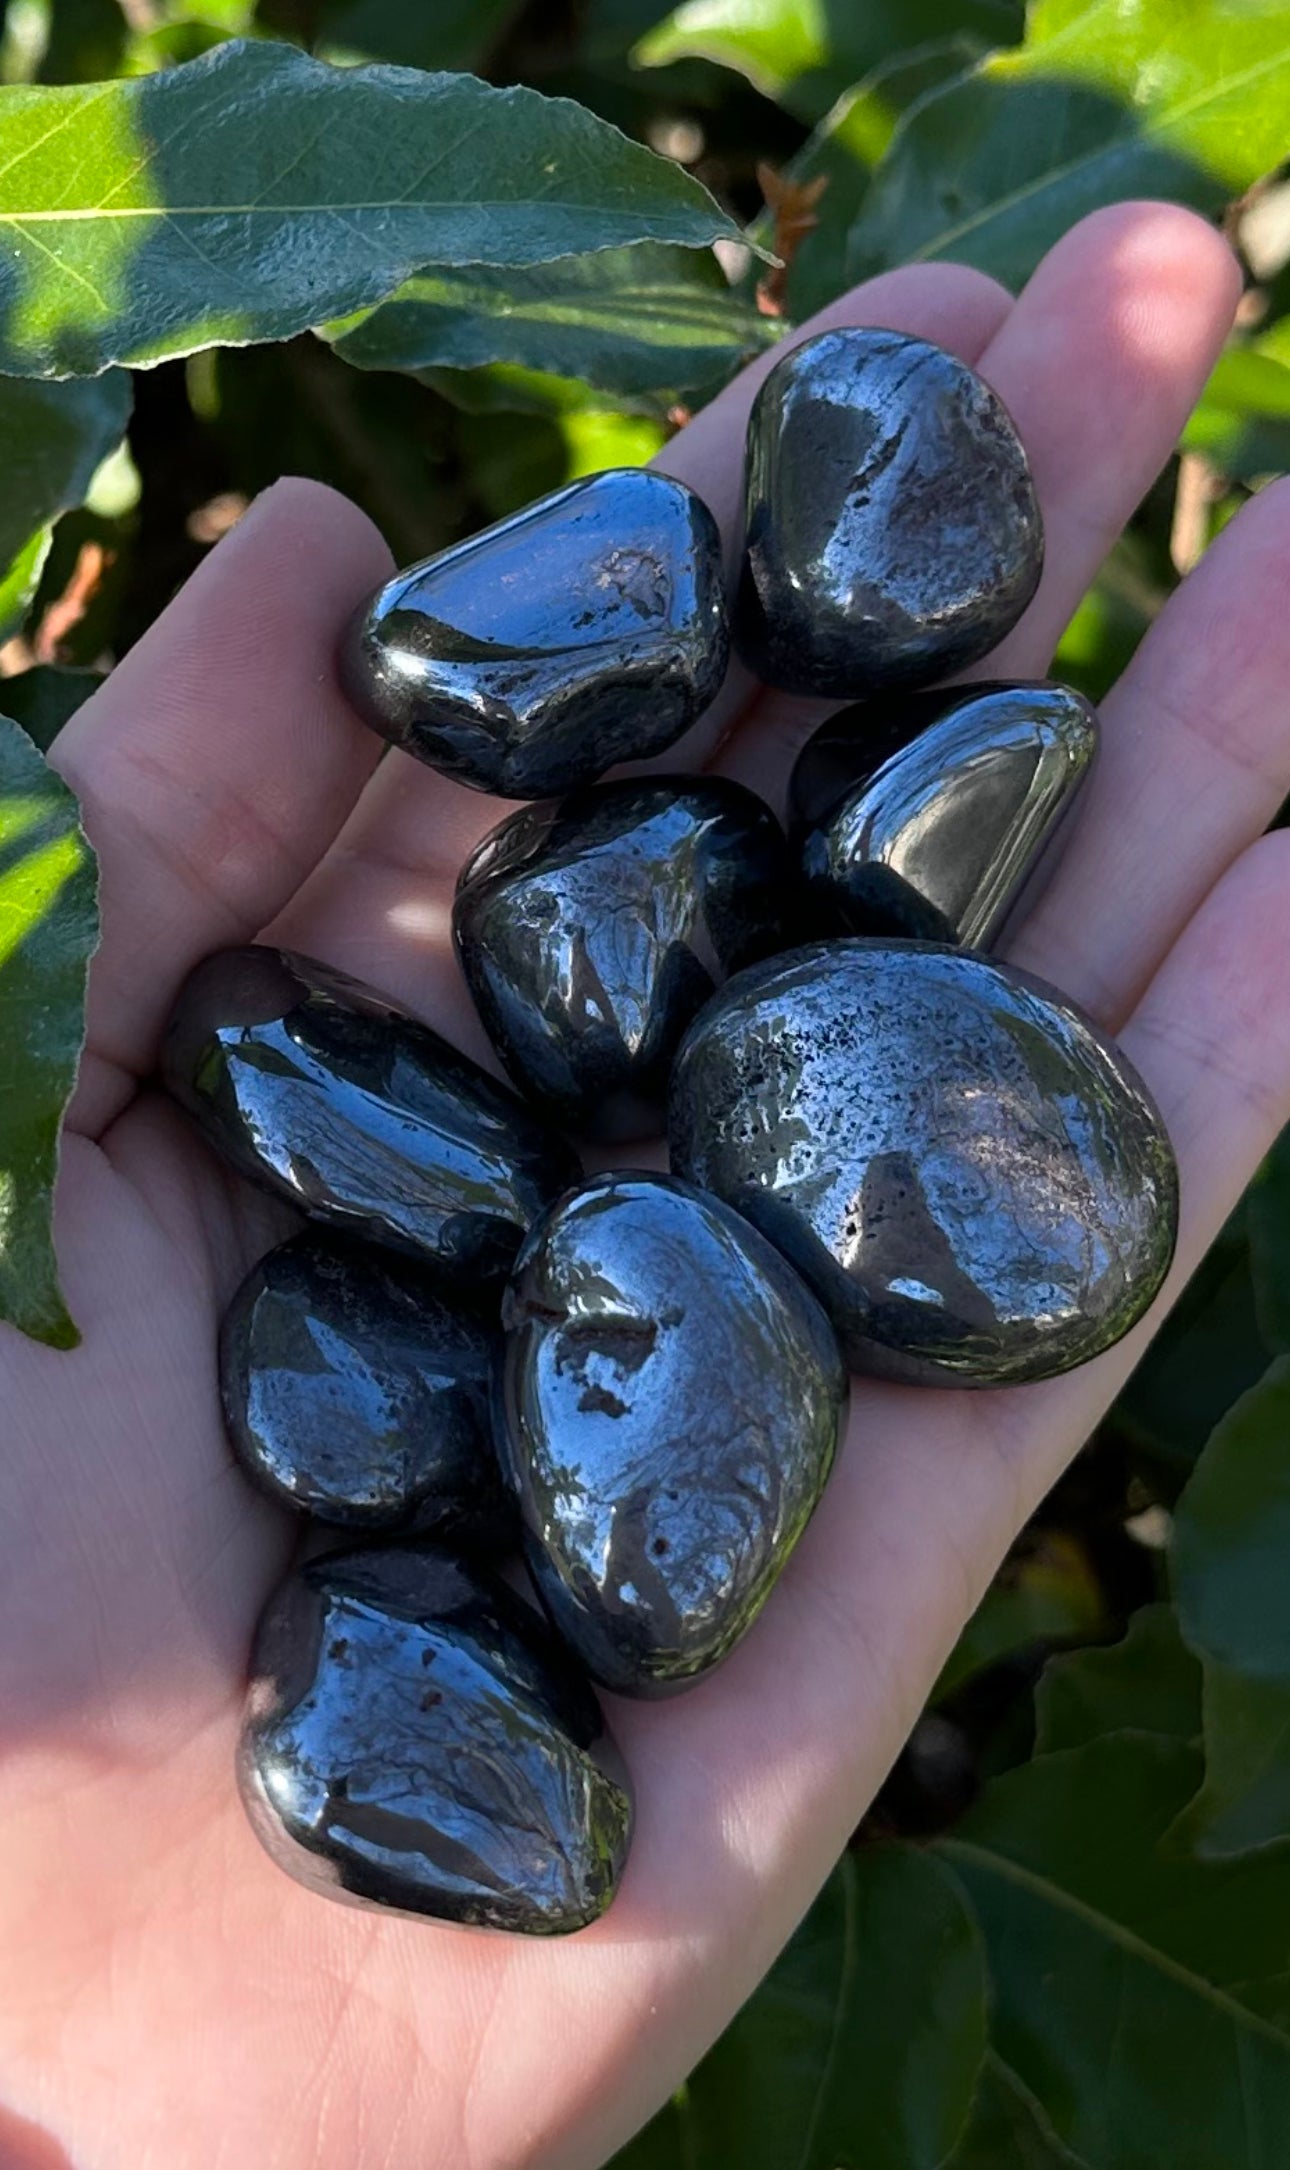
<box><xmin>453</xmin><ymin>776</ymin><xmax>791</xmax><ymax>1142</ymax></box>
<box><xmin>162</xmin><ymin>946</ymin><xmax>580</xmax><ymax>1280</ymax></box>
<box><xmin>340</xmin><ymin>468</ymin><xmax>730</xmax><ymax>798</ymax></box>
<box><xmin>497</xmin><ymin>1172</ymin><xmax>848</xmax><ymax>1697</ymax></box>
<box><xmin>669</xmin><ymin>942</ymin><xmax>1177</xmax><ymax>1385</ymax></box>
<box><xmin>789</xmin><ymin>680</ymin><xmax>1098</xmax><ymax>947</ymax></box>
<box><xmin>735</xmin><ymin>328</ymin><xmax>1043</xmax><ymax>698</ymax></box>
<box><xmin>220</xmin><ymin>1233</ymin><xmax>509</xmax><ymax>1535</ymax></box>
<box><xmin>240</xmin><ymin>1544</ymin><xmax>632</xmax><ymax>1933</ymax></box>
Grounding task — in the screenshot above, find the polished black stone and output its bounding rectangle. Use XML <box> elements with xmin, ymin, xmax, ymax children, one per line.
<box><xmin>496</xmin><ymin>1172</ymin><xmax>847</xmax><ymax>1696</ymax></box>
<box><xmin>340</xmin><ymin>468</ymin><xmax>730</xmax><ymax>798</ymax></box>
<box><xmin>735</xmin><ymin>328</ymin><xmax>1043</xmax><ymax>699</ymax></box>
<box><xmin>669</xmin><ymin>942</ymin><xmax>1177</xmax><ymax>1386</ymax></box>
<box><xmin>790</xmin><ymin>681</ymin><xmax>1097</xmax><ymax>948</ymax></box>
<box><xmin>240</xmin><ymin>1544</ymin><xmax>632</xmax><ymax>1933</ymax></box>
<box><xmin>162</xmin><ymin>946</ymin><xmax>580</xmax><ymax>1280</ymax></box>
<box><xmin>453</xmin><ymin>777</ymin><xmax>792</xmax><ymax>1142</ymax></box>
<box><xmin>220</xmin><ymin>1233</ymin><xmax>509</xmax><ymax>1535</ymax></box>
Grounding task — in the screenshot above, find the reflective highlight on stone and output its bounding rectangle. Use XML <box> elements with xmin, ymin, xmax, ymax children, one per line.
<box><xmin>240</xmin><ymin>1545</ymin><xmax>632</xmax><ymax>1932</ymax></box>
<box><xmin>340</xmin><ymin>468</ymin><xmax>730</xmax><ymax>798</ymax></box>
<box><xmin>735</xmin><ymin>329</ymin><xmax>1043</xmax><ymax>698</ymax></box>
<box><xmin>497</xmin><ymin>1173</ymin><xmax>847</xmax><ymax>1696</ymax></box>
<box><xmin>789</xmin><ymin>681</ymin><xmax>1098</xmax><ymax>948</ymax></box>
<box><xmin>454</xmin><ymin>777</ymin><xmax>791</xmax><ymax>1141</ymax></box>
<box><xmin>669</xmin><ymin>942</ymin><xmax>1177</xmax><ymax>1385</ymax></box>
<box><xmin>162</xmin><ymin>946</ymin><xmax>580</xmax><ymax>1280</ymax></box>
<box><xmin>220</xmin><ymin>1234</ymin><xmax>508</xmax><ymax>1534</ymax></box>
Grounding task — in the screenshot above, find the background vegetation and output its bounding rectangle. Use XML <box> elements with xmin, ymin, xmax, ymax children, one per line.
<box><xmin>0</xmin><ymin>0</ymin><xmax>1288</xmax><ymax>2161</ymax></box>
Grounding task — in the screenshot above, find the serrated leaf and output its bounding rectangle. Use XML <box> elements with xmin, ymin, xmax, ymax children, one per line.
<box><xmin>0</xmin><ymin>39</ymin><xmax>740</xmax><ymax>377</ymax></box>
<box><xmin>0</xmin><ymin>372</ymin><xmax>131</xmax><ymax>638</ymax></box>
<box><xmin>848</xmin><ymin>0</ymin><xmax>1290</xmax><ymax>293</ymax></box>
<box><xmin>934</xmin><ymin>1531</ymin><xmax>1106</xmax><ymax>1704</ymax></box>
<box><xmin>948</xmin><ymin>2053</ymin><xmax>1091</xmax><ymax>2168</ymax></box>
<box><xmin>635</xmin><ymin>0</ymin><xmax>1020</xmax><ymax>122</ymax></box>
<box><xmin>1033</xmin><ymin>1603</ymin><xmax>1202</xmax><ymax>1756</ymax></box>
<box><xmin>327</xmin><ymin>243</ymin><xmax>775</xmax><ymax>413</ymax></box>
<box><xmin>0</xmin><ymin>712</ymin><xmax>98</xmax><ymax>1348</ymax></box>
<box><xmin>941</xmin><ymin>1732</ymin><xmax>1290</xmax><ymax>2165</ymax></box>
<box><xmin>1171</xmin><ymin>1359</ymin><xmax>1290</xmax><ymax>1855</ymax></box>
<box><xmin>1</xmin><ymin>665</ymin><xmax>103</xmax><ymax>750</ymax></box>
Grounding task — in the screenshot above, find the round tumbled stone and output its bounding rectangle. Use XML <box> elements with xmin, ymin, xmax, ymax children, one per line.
<box><xmin>240</xmin><ymin>1543</ymin><xmax>632</xmax><ymax>1934</ymax></box>
<box><xmin>453</xmin><ymin>776</ymin><xmax>792</xmax><ymax>1141</ymax></box>
<box><xmin>735</xmin><ymin>328</ymin><xmax>1043</xmax><ymax>698</ymax></box>
<box><xmin>162</xmin><ymin>946</ymin><xmax>580</xmax><ymax>1281</ymax></box>
<box><xmin>496</xmin><ymin>1171</ymin><xmax>848</xmax><ymax>1697</ymax></box>
<box><xmin>669</xmin><ymin>941</ymin><xmax>1177</xmax><ymax>1386</ymax></box>
<box><xmin>789</xmin><ymin>680</ymin><xmax>1098</xmax><ymax>948</ymax></box>
<box><xmin>220</xmin><ymin>1233</ymin><xmax>508</xmax><ymax>1535</ymax></box>
<box><xmin>340</xmin><ymin>467</ymin><xmax>730</xmax><ymax>798</ymax></box>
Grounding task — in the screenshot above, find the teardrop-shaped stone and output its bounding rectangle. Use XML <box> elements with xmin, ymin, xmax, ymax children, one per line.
<box><xmin>497</xmin><ymin>1172</ymin><xmax>847</xmax><ymax>1696</ymax></box>
<box><xmin>453</xmin><ymin>777</ymin><xmax>791</xmax><ymax>1142</ymax></box>
<box><xmin>162</xmin><ymin>946</ymin><xmax>580</xmax><ymax>1280</ymax></box>
<box><xmin>789</xmin><ymin>681</ymin><xmax>1097</xmax><ymax>948</ymax></box>
<box><xmin>220</xmin><ymin>1233</ymin><xmax>508</xmax><ymax>1535</ymax></box>
<box><xmin>340</xmin><ymin>468</ymin><xmax>729</xmax><ymax>798</ymax></box>
<box><xmin>240</xmin><ymin>1544</ymin><xmax>632</xmax><ymax>1932</ymax></box>
<box><xmin>669</xmin><ymin>942</ymin><xmax>1177</xmax><ymax>1385</ymax></box>
<box><xmin>735</xmin><ymin>328</ymin><xmax>1043</xmax><ymax>698</ymax></box>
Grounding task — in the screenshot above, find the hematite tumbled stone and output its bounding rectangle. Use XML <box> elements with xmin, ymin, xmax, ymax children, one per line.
<box><xmin>790</xmin><ymin>681</ymin><xmax>1098</xmax><ymax>948</ymax></box>
<box><xmin>453</xmin><ymin>777</ymin><xmax>791</xmax><ymax>1141</ymax></box>
<box><xmin>340</xmin><ymin>468</ymin><xmax>729</xmax><ymax>798</ymax></box>
<box><xmin>240</xmin><ymin>1545</ymin><xmax>632</xmax><ymax>1932</ymax></box>
<box><xmin>497</xmin><ymin>1172</ymin><xmax>847</xmax><ymax>1696</ymax></box>
<box><xmin>220</xmin><ymin>1234</ymin><xmax>508</xmax><ymax>1535</ymax></box>
<box><xmin>735</xmin><ymin>328</ymin><xmax>1043</xmax><ymax>698</ymax></box>
<box><xmin>162</xmin><ymin>946</ymin><xmax>579</xmax><ymax>1280</ymax></box>
<box><xmin>669</xmin><ymin>942</ymin><xmax>1177</xmax><ymax>1386</ymax></box>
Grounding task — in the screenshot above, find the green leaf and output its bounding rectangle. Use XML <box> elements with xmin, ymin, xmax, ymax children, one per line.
<box><xmin>680</xmin><ymin>1846</ymin><xmax>987</xmax><ymax>2169</ymax></box>
<box><xmin>635</xmin><ymin>0</ymin><xmax>1020</xmax><ymax>123</ymax></box>
<box><xmin>948</xmin><ymin>2052</ymin><xmax>1091</xmax><ymax>2168</ymax></box>
<box><xmin>1247</xmin><ymin>1124</ymin><xmax>1290</xmax><ymax>1352</ymax></box>
<box><xmin>0</xmin><ymin>711</ymin><xmax>98</xmax><ymax>1348</ymax></box>
<box><xmin>0</xmin><ymin>665</ymin><xmax>102</xmax><ymax>750</ymax></box>
<box><xmin>941</xmin><ymin>1732</ymin><xmax>1290</xmax><ymax>2165</ymax></box>
<box><xmin>0</xmin><ymin>371</ymin><xmax>131</xmax><ymax>638</ymax></box>
<box><xmin>1172</xmin><ymin>1358</ymin><xmax>1290</xmax><ymax>1855</ymax></box>
<box><xmin>757</xmin><ymin>40</ymin><xmax>983</xmax><ymax>320</ymax></box>
<box><xmin>1183</xmin><ymin>341</ymin><xmax>1290</xmax><ymax>483</ymax></box>
<box><xmin>1033</xmin><ymin>1603</ymin><xmax>1202</xmax><ymax>1756</ymax></box>
<box><xmin>0</xmin><ymin>38</ymin><xmax>741</xmax><ymax>376</ymax></box>
<box><xmin>934</xmin><ymin>1531</ymin><xmax>1106</xmax><ymax>1704</ymax></box>
<box><xmin>327</xmin><ymin>243</ymin><xmax>776</xmax><ymax>414</ymax></box>
<box><xmin>848</xmin><ymin>0</ymin><xmax>1290</xmax><ymax>293</ymax></box>
<box><xmin>316</xmin><ymin>0</ymin><xmax>524</xmax><ymax>72</ymax></box>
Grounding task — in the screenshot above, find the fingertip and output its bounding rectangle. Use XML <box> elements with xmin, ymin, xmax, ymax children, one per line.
<box><xmin>238</xmin><ymin>474</ymin><xmax>395</xmax><ymax>593</ymax></box>
<box><xmin>1022</xmin><ymin>199</ymin><xmax>1242</xmax><ymax>361</ymax></box>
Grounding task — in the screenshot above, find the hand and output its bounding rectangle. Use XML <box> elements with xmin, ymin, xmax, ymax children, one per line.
<box><xmin>0</xmin><ymin>200</ymin><xmax>1279</xmax><ymax>2170</ymax></box>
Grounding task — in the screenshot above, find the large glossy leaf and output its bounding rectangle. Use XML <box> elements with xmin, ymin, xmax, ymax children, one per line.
<box><xmin>848</xmin><ymin>0</ymin><xmax>1290</xmax><ymax>293</ymax></box>
<box><xmin>1033</xmin><ymin>1603</ymin><xmax>1201</xmax><ymax>1756</ymax></box>
<box><xmin>0</xmin><ymin>712</ymin><xmax>98</xmax><ymax>1348</ymax></box>
<box><xmin>327</xmin><ymin>244</ymin><xmax>775</xmax><ymax>413</ymax></box>
<box><xmin>941</xmin><ymin>1732</ymin><xmax>1290</xmax><ymax>2164</ymax></box>
<box><xmin>609</xmin><ymin>1846</ymin><xmax>988</xmax><ymax>2170</ymax></box>
<box><xmin>634</xmin><ymin>0</ymin><xmax>1020</xmax><ymax>122</ymax></box>
<box><xmin>1172</xmin><ymin>1359</ymin><xmax>1290</xmax><ymax>1855</ymax></box>
<box><xmin>0</xmin><ymin>372</ymin><xmax>131</xmax><ymax>638</ymax></box>
<box><xmin>0</xmin><ymin>38</ymin><xmax>740</xmax><ymax>376</ymax></box>
<box><xmin>948</xmin><ymin>2053</ymin><xmax>1090</xmax><ymax>2168</ymax></box>
<box><xmin>934</xmin><ymin>1531</ymin><xmax>1106</xmax><ymax>1704</ymax></box>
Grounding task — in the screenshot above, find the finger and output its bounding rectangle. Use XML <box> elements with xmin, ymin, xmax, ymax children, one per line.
<box><xmin>278</xmin><ymin>264</ymin><xmax>1013</xmax><ymax>1024</ymax></box>
<box><xmin>720</xmin><ymin>201</ymin><xmax>1241</xmax><ymax>802</ymax></box>
<box><xmin>53</xmin><ymin>480</ymin><xmax>392</xmax><ymax>1138</ymax></box>
<box><xmin>1008</xmin><ymin>476</ymin><xmax>1290</xmax><ymax>1026</ymax></box>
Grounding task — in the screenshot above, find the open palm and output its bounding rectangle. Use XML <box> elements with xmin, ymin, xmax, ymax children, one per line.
<box><xmin>1</xmin><ymin>200</ymin><xmax>1285</xmax><ymax>2170</ymax></box>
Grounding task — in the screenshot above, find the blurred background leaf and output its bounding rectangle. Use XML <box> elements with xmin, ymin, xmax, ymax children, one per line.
<box><xmin>0</xmin><ymin>372</ymin><xmax>130</xmax><ymax>639</ymax></box>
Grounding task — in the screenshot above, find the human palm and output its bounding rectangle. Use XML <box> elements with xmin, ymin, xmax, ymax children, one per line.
<box><xmin>1</xmin><ymin>201</ymin><xmax>1286</xmax><ymax>2170</ymax></box>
